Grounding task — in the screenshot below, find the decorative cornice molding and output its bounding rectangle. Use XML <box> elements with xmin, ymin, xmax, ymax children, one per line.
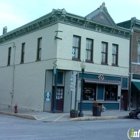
<box><xmin>0</xmin><ymin>9</ymin><xmax>130</xmax><ymax>44</ymax></box>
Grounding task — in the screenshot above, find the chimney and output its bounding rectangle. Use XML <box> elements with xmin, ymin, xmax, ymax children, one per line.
<box><xmin>3</xmin><ymin>26</ymin><xmax>7</xmax><ymax>34</ymax></box>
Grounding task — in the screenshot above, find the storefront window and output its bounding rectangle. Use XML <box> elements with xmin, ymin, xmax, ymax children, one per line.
<box><xmin>104</xmin><ymin>85</ymin><xmax>118</xmax><ymax>101</ymax></box>
<box><xmin>83</xmin><ymin>84</ymin><xmax>96</xmax><ymax>101</ymax></box>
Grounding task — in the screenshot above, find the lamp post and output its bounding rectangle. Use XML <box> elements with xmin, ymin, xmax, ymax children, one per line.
<box><xmin>78</xmin><ymin>60</ymin><xmax>86</xmax><ymax>117</ymax></box>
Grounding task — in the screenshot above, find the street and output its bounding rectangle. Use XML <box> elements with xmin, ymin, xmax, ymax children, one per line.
<box><xmin>0</xmin><ymin>114</ymin><xmax>139</xmax><ymax>140</ymax></box>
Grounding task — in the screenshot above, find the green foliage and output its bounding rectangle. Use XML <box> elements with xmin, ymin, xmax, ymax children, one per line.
<box><xmin>70</xmin><ymin>109</ymin><xmax>78</xmax><ymax>113</ymax></box>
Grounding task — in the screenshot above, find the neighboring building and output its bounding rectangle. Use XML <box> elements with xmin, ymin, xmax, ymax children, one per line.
<box><xmin>0</xmin><ymin>3</ymin><xmax>130</xmax><ymax>112</ymax></box>
<box><xmin>118</xmin><ymin>18</ymin><xmax>140</xmax><ymax>109</ymax></box>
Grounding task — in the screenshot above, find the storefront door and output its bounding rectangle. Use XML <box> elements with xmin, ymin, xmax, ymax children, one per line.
<box><xmin>52</xmin><ymin>86</ymin><xmax>64</xmax><ymax>112</ymax></box>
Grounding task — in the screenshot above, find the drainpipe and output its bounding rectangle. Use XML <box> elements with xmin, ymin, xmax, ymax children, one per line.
<box><xmin>11</xmin><ymin>42</ymin><xmax>16</xmax><ymax>108</ymax></box>
<box><xmin>128</xmin><ymin>27</ymin><xmax>134</xmax><ymax>111</ymax></box>
<box><xmin>0</xmin><ymin>42</ymin><xmax>16</xmax><ymax>108</ymax></box>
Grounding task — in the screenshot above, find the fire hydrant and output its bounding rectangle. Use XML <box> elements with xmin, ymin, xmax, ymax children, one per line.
<box><xmin>14</xmin><ymin>103</ymin><xmax>18</xmax><ymax>113</ymax></box>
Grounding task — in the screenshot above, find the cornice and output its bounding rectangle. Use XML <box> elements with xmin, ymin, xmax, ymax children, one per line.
<box><xmin>0</xmin><ymin>9</ymin><xmax>131</xmax><ymax>44</ymax></box>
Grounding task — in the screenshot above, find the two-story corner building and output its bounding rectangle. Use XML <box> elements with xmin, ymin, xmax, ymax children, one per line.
<box><xmin>118</xmin><ymin>18</ymin><xmax>140</xmax><ymax>109</ymax></box>
<box><xmin>0</xmin><ymin>3</ymin><xmax>130</xmax><ymax>112</ymax></box>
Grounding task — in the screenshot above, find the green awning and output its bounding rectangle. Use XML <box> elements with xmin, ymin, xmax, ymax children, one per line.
<box><xmin>131</xmin><ymin>81</ymin><xmax>140</xmax><ymax>93</ymax></box>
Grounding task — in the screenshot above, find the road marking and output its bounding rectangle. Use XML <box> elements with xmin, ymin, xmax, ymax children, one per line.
<box><xmin>54</xmin><ymin>114</ymin><xmax>66</xmax><ymax>122</ymax></box>
<box><xmin>36</xmin><ymin>115</ymin><xmax>54</xmax><ymax>121</ymax></box>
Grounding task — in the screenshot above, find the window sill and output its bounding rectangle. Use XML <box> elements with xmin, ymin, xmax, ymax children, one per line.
<box><xmin>36</xmin><ymin>59</ymin><xmax>41</xmax><ymax>61</ymax></box>
<box><xmin>112</xmin><ymin>64</ymin><xmax>119</xmax><ymax>67</ymax></box>
<box><xmin>101</xmin><ymin>62</ymin><xmax>108</xmax><ymax>65</ymax></box>
<box><xmin>72</xmin><ymin>58</ymin><xmax>81</xmax><ymax>61</ymax></box>
<box><xmin>85</xmin><ymin>60</ymin><xmax>94</xmax><ymax>63</ymax></box>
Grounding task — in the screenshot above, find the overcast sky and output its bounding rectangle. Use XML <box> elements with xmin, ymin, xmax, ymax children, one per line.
<box><xmin>0</xmin><ymin>0</ymin><xmax>140</xmax><ymax>33</ymax></box>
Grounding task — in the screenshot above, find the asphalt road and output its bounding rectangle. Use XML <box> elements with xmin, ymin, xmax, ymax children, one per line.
<box><xmin>0</xmin><ymin>114</ymin><xmax>139</xmax><ymax>140</ymax></box>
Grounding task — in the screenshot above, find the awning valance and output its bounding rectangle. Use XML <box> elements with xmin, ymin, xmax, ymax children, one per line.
<box><xmin>84</xmin><ymin>79</ymin><xmax>121</xmax><ymax>85</ymax></box>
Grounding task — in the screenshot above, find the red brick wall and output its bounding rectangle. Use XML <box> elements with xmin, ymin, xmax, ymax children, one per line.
<box><xmin>132</xmin><ymin>64</ymin><xmax>140</xmax><ymax>74</ymax></box>
<box><xmin>131</xmin><ymin>30</ymin><xmax>140</xmax><ymax>74</ymax></box>
<box><xmin>132</xmin><ymin>31</ymin><xmax>140</xmax><ymax>62</ymax></box>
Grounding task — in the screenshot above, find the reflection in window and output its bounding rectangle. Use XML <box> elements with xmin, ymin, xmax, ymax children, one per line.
<box><xmin>56</xmin><ymin>88</ymin><xmax>63</xmax><ymax>100</ymax></box>
<box><xmin>137</xmin><ymin>42</ymin><xmax>140</xmax><ymax>63</ymax></box>
<box><xmin>72</xmin><ymin>35</ymin><xmax>81</xmax><ymax>59</ymax></box>
<box><xmin>112</xmin><ymin>44</ymin><xmax>118</xmax><ymax>65</ymax></box>
<box><xmin>86</xmin><ymin>39</ymin><xmax>93</xmax><ymax>61</ymax></box>
<box><xmin>104</xmin><ymin>85</ymin><xmax>117</xmax><ymax>101</ymax></box>
<box><xmin>83</xmin><ymin>84</ymin><xmax>96</xmax><ymax>101</ymax></box>
<box><xmin>101</xmin><ymin>42</ymin><xmax>108</xmax><ymax>64</ymax></box>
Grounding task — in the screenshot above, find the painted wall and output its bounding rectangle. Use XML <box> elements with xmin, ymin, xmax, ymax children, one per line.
<box><xmin>44</xmin><ymin>70</ymin><xmax>53</xmax><ymax>112</ymax></box>
<box><xmin>0</xmin><ymin>21</ymin><xmax>130</xmax><ymax>112</ymax></box>
<box><xmin>0</xmin><ymin>24</ymin><xmax>58</xmax><ymax>111</ymax></box>
<box><xmin>63</xmin><ymin>71</ymin><xmax>71</xmax><ymax>112</ymax></box>
<box><xmin>56</xmin><ymin>23</ymin><xmax>129</xmax><ymax>76</ymax></box>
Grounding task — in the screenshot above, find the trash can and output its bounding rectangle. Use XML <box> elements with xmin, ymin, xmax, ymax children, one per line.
<box><xmin>92</xmin><ymin>103</ymin><xmax>102</xmax><ymax>116</ymax></box>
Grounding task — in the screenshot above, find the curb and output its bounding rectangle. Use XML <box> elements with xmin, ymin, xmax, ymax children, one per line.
<box><xmin>69</xmin><ymin>116</ymin><xmax>118</xmax><ymax>121</ymax></box>
<box><xmin>0</xmin><ymin>110</ymin><xmax>130</xmax><ymax>122</ymax></box>
<box><xmin>0</xmin><ymin>111</ymin><xmax>36</xmax><ymax>120</ymax></box>
<box><xmin>118</xmin><ymin>115</ymin><xmax>130</xmax><ymax>119</ymax></box>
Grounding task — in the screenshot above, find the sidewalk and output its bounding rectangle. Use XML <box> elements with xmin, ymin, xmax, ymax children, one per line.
<box><xmin>0</xmin><ymin>107</ymin><xmax>130</xmax><ymax>122</ymax></box>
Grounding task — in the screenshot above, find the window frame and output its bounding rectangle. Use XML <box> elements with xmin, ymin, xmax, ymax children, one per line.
<box><xmin>86</xmin><ymin>38</ymin><xmax>93</xmax><ymax>62</ymax></box>
<box><xmin>21</xmin><ymin>43</ymin><xmax>25</xmax><ymax>64</ymax></box>
<box><xmin>101</xmin><ymin>42</ymin><xmax>108</xmax><ymax>65</ymax></box>
<box><xmin>137</xmin><ymin>41</ymin><xmax>140</xmax><ymax>63</ymax></box>
<box><xmin>36</xmin><ymin>37</ymin><xmax>42</xmax><ymax>61</ymax></box>
<box><xmin>112</xmin><ymin>44</ymin><xmax>118</xmax><ymax>66</ymax></box>
<box><xmin>72</xmin><ymin>35</ymin><xmax>81</xmax><ymax>61</ymax></box>
<box><xmin>7</xmin><ymin>47</ymin><xmax>11</xmax><ymax>66</ymax></box>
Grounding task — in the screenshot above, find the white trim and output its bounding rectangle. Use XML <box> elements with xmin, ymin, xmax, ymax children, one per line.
<box><xmin>132</xmin><ymin>62</ymin><xmax>140</xmax><ymax>65</ymax></box>
<box><xmin>131</xmin><ymin>79</ymin><xmax>140</xmax><ymax>82</ymax></box>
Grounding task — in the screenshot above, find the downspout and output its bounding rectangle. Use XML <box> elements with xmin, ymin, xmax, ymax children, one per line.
<box><xmin>11</xmin><ymin>42</ymin><xmax>16</xmax><ymax>108</ymax></box>
<box><xmin>128</xmin><ymin>26</ymin><xmax>134</xmax><ymax>111</ymax></box>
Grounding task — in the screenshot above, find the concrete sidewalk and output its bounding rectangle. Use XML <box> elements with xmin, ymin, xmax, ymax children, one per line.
<box><xmin>0</xmin><ymin>108</ymin><xmax>130</xmax><ymax>122</ymax></box>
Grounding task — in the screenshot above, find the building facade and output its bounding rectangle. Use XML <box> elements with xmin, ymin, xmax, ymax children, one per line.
<box><xmin>0</xmin><ymin>3</ymin><xmax>130</xmax><ymax>112</ymax></box>
<box><xmin>118</xmin><ymin>18</ymin><xmax>140</xmax><ymax>109</ymax></box>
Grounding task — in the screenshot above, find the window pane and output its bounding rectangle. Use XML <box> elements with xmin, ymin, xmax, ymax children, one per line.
<box><xmin>112</xmin><ymin>55</ymin><xmax>116</xmax><ymax>64</ymax></box>
<box><xmin>137</xmin><ymin>43</ymin><xmax>140</xmax><ymax>62</ymax></box>
<box><xmin>37</xmin><ymin>38</ymin><xmax>42</xmax><ymax>60</ymax></box>
<box><xmin>112</xmin><ymin>45</ymin><xmax>116</xmax><ymax>54</ymax></box>
<box><xmin>102</xmin><ymin>53</ymin><xmax>106</xmax><ymax>63</ymax></box>
<box><xmin>112</xmin><ymin>44</ymin><xmax>118</xmax><ymax>65</ymax></box>
<box><xmin>57</xmin><ymin>72</ymin><xmax>63</xmax><ymax>84</ymax></box>
<box><xmin>86</xmin><ymin>39</ymin><xmax>93</xmax><ymax>61</ymax></box>
<box><xmin>102</xmin><ymin>43</ymin><xmax>106</xmax><ymax>52</ymax></box>
<box><xmin>87</xmin><ymin>51</ymin><xmax>91</xmax><ymax>60</ymax></box>
<box><xmin>72</xmin><ymin>36</ymin><xmax>80</xmax><ymax>59</ymax></box>
<box><xmin>101</xmin><ymin>42</ymin><xmax>107</xmax><ymax>63</ymax></box>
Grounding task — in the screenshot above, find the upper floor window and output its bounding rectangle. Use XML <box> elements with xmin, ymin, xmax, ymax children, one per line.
<box><xmin>72</xmin><ymin>35</ymin><xmax>81</xmax><ymax>60</ymax></box>
<box><xmin>37</xmin><ymin>37</ymin><xmax>42</xmax><ymax>61</ymax></box>
<box><xmin>86</xmin><ymin>39</ymin><xmax>93</xmax><ymax>62</ymax></box>
<box><xmin>137</xmin><ymin>42</ymin><xmax>140</xmax><ymax>63</ymax></box>
<box><xmin>112</xmin><ymin>44</ymin><xmax>118</xmax><ymax>65</ymax></box>
<box><xmin>21</xmin><ymin>43</ymin><xmax>25</xmax><ymax>63</ymax></box>
<box><xmin>101</xmin><ymin>42</ymin><xmax>108</xmax><ymax>64</ymax></box>
<box><xmin>7</xmin><ymin>47</ymin><xmax>11</xmax><ymax>66</ymax></box>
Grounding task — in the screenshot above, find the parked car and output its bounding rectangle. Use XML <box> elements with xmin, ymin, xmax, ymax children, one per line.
<box><xmin>129</xmin><ymin>109</ymin><xmax>140</xmax><ymax>119</ymax></box>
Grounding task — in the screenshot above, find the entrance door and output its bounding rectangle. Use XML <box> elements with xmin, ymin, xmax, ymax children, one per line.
<box><xmin>121</xmin><ymin>90</ymin><xmax>128</xmax><ymax>111</ymax></box>
<box><xmin>52</xmin><ymin>87</ymin><xmax>64</xmax><ymax>112</ymax></box>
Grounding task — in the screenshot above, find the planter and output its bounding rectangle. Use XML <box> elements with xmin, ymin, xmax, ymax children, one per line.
<box><xmin>70</xmin><ymin>110</ymin><xmax>78</xmax><ymax>118</ymax></box>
